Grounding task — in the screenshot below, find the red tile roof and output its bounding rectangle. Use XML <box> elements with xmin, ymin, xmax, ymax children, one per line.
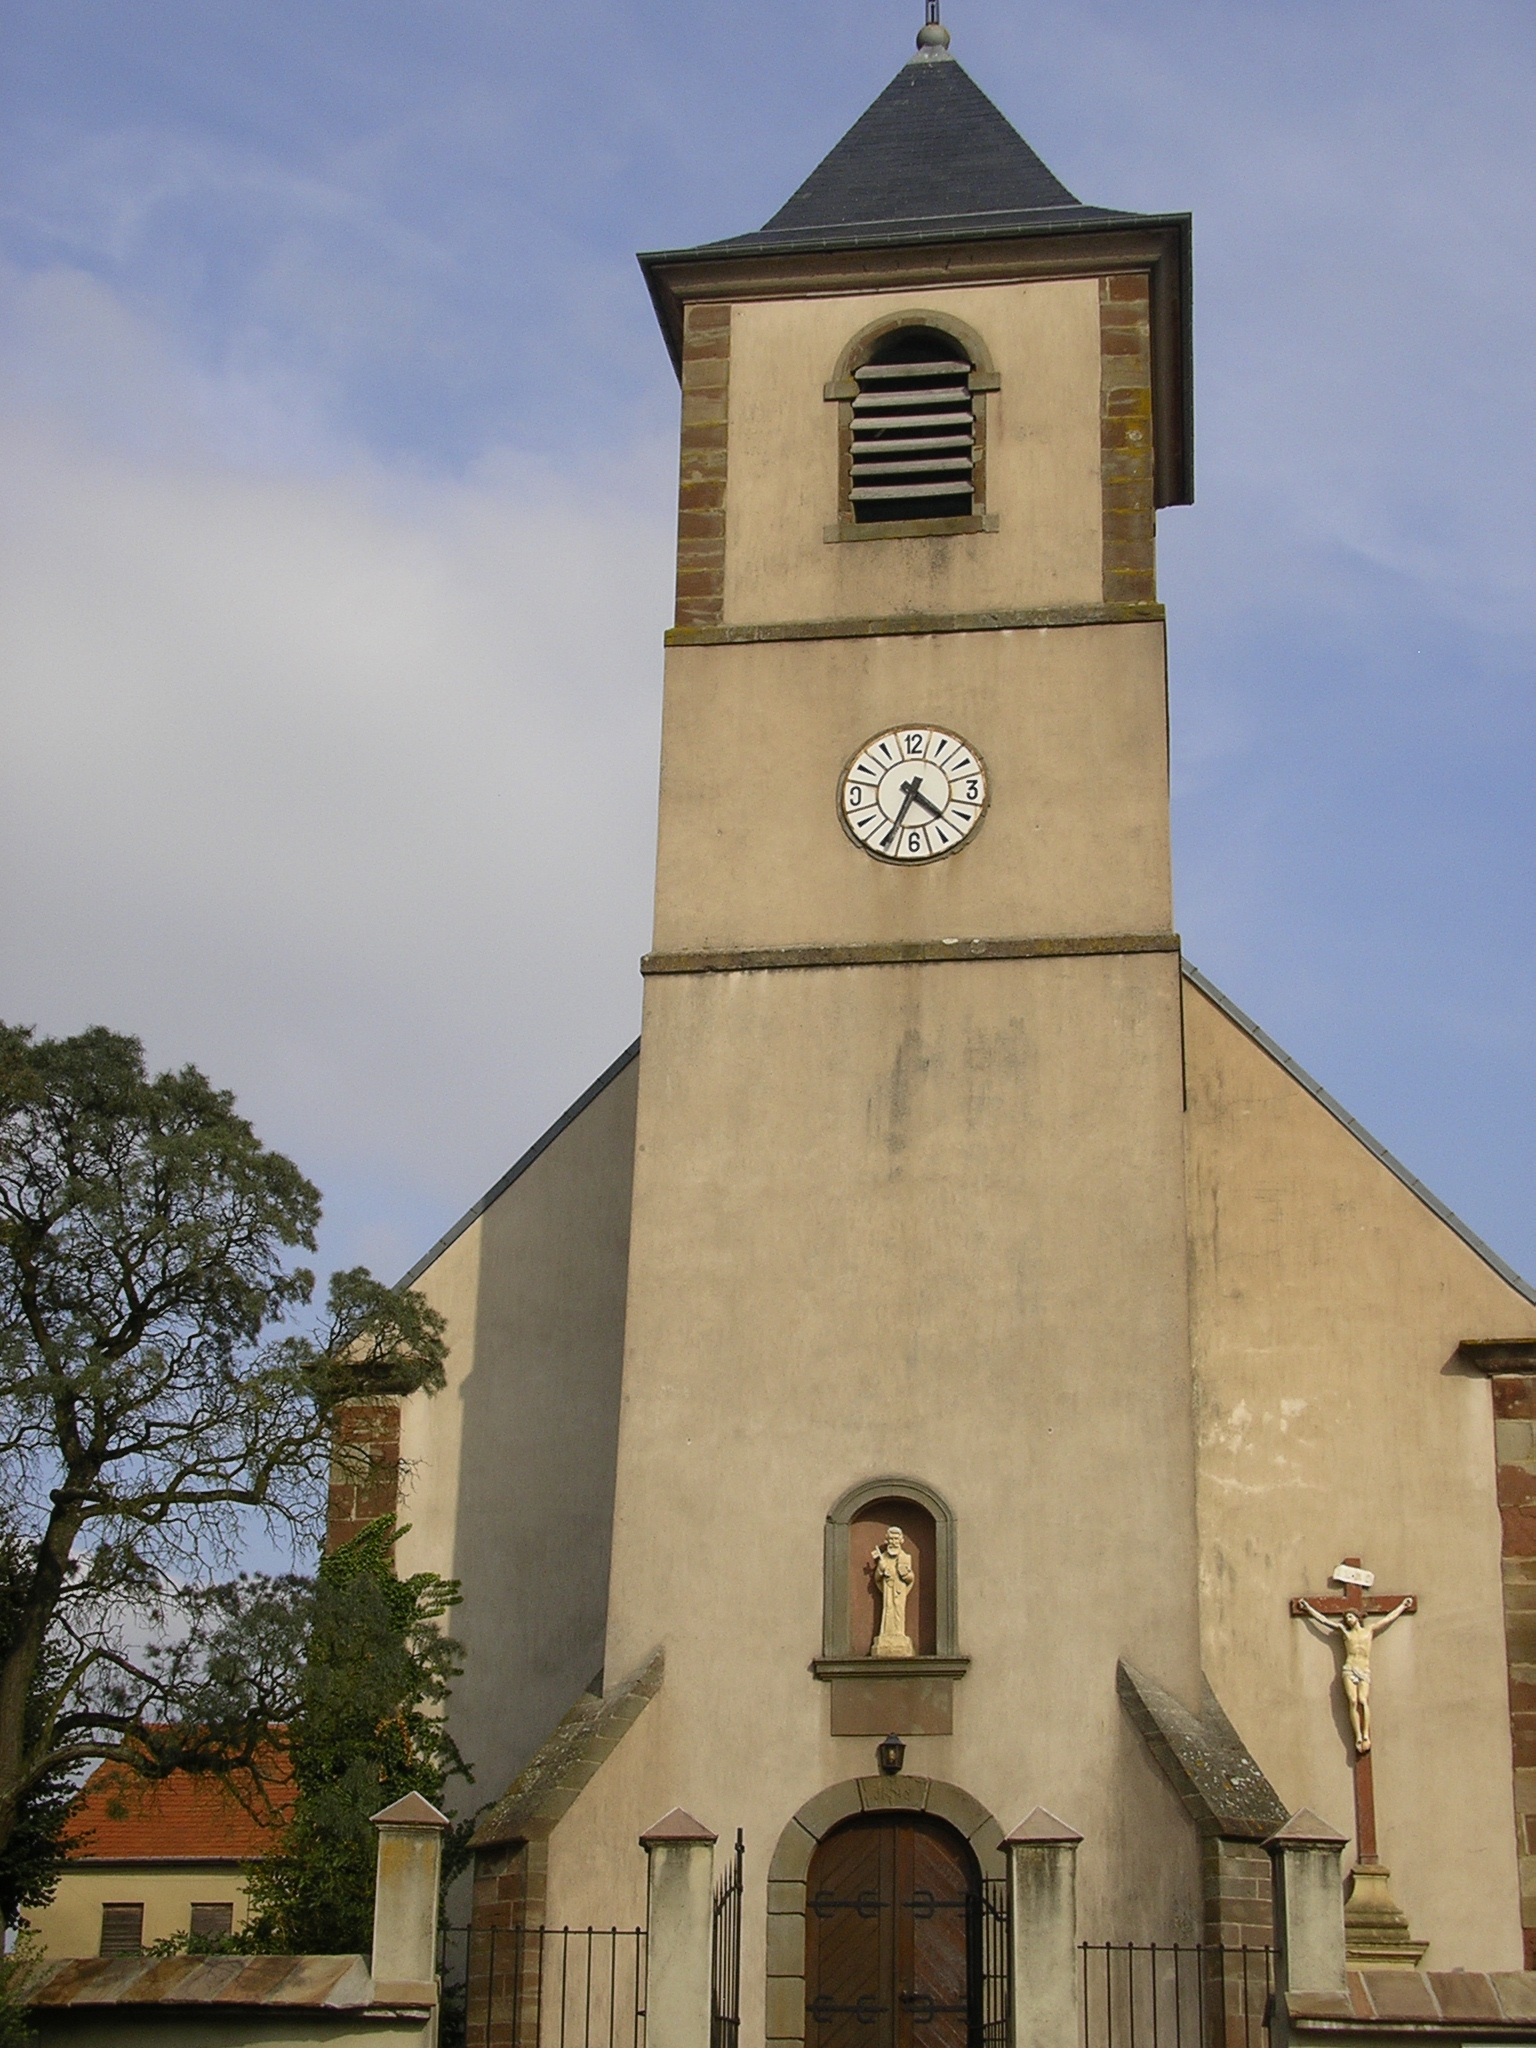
<box><xmin>64</xmin><ymin>1754</ymin><xmax>294</xmax><ymax>1864</ymax></box>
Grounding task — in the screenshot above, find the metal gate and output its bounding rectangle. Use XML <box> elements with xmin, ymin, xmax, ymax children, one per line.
<box><xmin>711</xmin><ymin>1829</ymin><xmax>745</xmax><ymax>2048</ymax></box>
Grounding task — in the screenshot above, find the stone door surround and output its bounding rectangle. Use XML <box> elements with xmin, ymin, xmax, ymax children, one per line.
<box><xmin>766</xmin><ymin>1774</ymin><xmax>1005</xmax><ymax>2048</ymax></box>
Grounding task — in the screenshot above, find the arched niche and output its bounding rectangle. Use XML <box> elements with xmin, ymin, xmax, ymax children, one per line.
<box><xmin>821</xmin><ymin>1476</ymin><xmax>960</xmax><ymax>1659</ymax></box>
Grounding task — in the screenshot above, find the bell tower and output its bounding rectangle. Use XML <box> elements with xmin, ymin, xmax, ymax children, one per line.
<box><xmin>603</xmin><ymin>11</ymin><xmax>1200</xmax><ymax>1965</ymax></box>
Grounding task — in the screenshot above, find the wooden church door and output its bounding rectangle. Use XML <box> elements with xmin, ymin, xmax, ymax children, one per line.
<box><xmin>805</xmin><ymin>1813</ymin><xmax>981</xmax><ymax>2048</ymax></box>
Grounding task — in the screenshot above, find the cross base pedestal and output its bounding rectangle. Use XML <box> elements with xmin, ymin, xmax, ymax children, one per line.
<box><xmin>1345</xmin><ymin>1859</ymin><xmax>1428</xmax><ymax>1969</ymax></box>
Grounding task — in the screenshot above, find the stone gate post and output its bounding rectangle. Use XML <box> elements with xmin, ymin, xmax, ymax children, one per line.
<box><xmin>1004</xmin><ymin>1809</ymin><xmax>1083</xmax><ymax>2048</ymax></box>
<box><xmin>641</xmin><ymin>1807</ymin><xmax>717</xmax><ymax>2048</ymax></box>
<box><xmin>1265</xmin><ymin>1809</ymin><xmax>1348</xmax><ymax>2048</ymax></box>
<box><xmin>371</xmin><ymin>1790</ymin><xmax>452</xmax><ymax>2000</ymax></box>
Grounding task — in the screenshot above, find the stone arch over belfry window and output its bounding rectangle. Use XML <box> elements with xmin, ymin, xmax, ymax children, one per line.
<box><xmin>821</xmin><ymin>1476</ymin><xmax>960</xmax><ymax>1659</ymax></box>
<box><xmin>765</xmin><ymin>1776</ymin><xmax>1005</xmax><ymax>2048</ymax></box>
<box><xmin>823</xmin><ymin>309</ymin><xmax>1000</xmax><ymax>541</ymax></box>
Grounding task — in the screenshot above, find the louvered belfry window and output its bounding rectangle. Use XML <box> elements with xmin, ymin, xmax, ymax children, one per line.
<box><xmin>850</xmin><ymin>328</ymin><xmax>974</xmax><ymax>525</ymax></box>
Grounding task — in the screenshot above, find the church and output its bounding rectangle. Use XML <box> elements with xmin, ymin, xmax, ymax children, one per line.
<box><xmin>326</xmin><ymin>14</ymin><xmax>1536</xmax><ymax>2040</ymax></box>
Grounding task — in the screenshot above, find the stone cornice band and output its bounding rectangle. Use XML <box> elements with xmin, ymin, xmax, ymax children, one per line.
<box><xmin>665</xmin><ymin>600</ymin><xmax>1164</xmax><ymax>649</ymax></box>
<box><xmin>642</xmin><ymin>932</ymin><xmax>1180</xmax><ymax>977</ymax></box>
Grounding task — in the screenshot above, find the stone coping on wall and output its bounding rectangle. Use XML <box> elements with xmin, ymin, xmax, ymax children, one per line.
<box><xmin>1284</xmin><ymin>1971</ymin><xmax>1536</xmax><ymax>2037</ymax></box>
<box><xmin>644</xmin><ymin>934</ymin><xmax>1180</xmax><ymax>978</ymax></box>
<box><xmin>664</xmin><ymin>600</ymin><xmax>1164</xmax><ymax>646</ymax></box>
<box><xmin>470</xmin><ymin>1646</ymin><xmax>664</xmax><ymax>1851</ymax></box>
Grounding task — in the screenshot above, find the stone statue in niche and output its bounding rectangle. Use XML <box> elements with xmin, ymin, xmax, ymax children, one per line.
<box><xmin>869</xmin><ymin>1527</ymin><xmax>915</xmax><ymax>1658</ymax></box>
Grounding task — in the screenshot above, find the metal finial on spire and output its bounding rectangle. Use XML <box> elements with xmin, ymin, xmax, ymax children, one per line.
<box><xmin>915</xmin><ymin>2</ymin><xmax>951</xmax><ymax>55</ymax></box>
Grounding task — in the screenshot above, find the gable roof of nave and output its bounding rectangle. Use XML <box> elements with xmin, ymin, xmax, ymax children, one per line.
<box><xmin>396</xmin><ymin>1038</ymin><xmax>638</xmax><ymax>1290</ymax></box>
<box><xmin>394</xmin><ymin>971</ymin><xmax>1532</xmax><ymax>1313</ymax></box>
<box><xmin>1183</xmin><ymin>959</ymin><xmax>1536</xmax><ymax>1308</ymax></box>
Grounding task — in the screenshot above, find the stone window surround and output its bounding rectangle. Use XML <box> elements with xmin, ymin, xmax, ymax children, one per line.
<box><xmin>765</xmin><ymin>1773</ymin><xmax>1004</xmax><ymax>2048</ymax></box>
<box><xmin>816</xmin><ymin>1476</ymin><xmax>962</xmax><ymax>1670</ymax></box>
<box><xmin>822</xmin><ymin>309</ymin><xmax>1000</xmax><ymax>546</ymax></box>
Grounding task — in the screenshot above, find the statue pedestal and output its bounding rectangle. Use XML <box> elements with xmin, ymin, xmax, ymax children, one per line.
<box><xmin>1345</xmin><ymin>1860</ymin><xmax>1428</xmax><ymax>1968</ymax></box>
<box><xmin>872</xmin><ymin>1633</ymin><xmax>914</xmax><ymax>1659</ymax></box>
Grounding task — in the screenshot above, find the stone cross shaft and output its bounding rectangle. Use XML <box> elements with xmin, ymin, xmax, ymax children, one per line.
<box><xmin>1289</xmin><ymin>1558</ymin><xmax>1416</xmax><ymax>1865</ymax></box>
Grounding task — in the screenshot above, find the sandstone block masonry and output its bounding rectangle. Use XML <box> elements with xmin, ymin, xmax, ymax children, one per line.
<box><xmin>675</xmin><ymin>300</ymin><xmax>730</xmax><ymax>629</ymax></box>
<box><xmin>325</xmin><ymin>1395</ymin><xmax>402</xmax><ymax>1552</ymax></box>
<box><xmin>1100</xmin><ymin>273</ymin><xmax>1155</xmax><ymax>607</ymax></box>
<box><xmin>1494</xmin><ymin>1370</ymin><xmax>1536</xmax><ymax>1965</ymax></box>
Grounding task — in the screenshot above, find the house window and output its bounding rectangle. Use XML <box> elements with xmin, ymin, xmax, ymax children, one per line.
<box><xmin>824</xmin><ymin>311</ymin><xmax>999</xmax><ymax>543</ymax></box>
<box><xmin>190</xmin><ymin>1901</ymin><xmax>234</xmax><ymax>1940</ymax></box>
<box><xmin>99</xmin><ymin>1902</ymin><xmax>144</xmax><ymax>1956</ymax></box>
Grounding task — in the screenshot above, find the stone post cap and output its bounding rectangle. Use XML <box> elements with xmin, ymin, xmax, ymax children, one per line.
<box><xmin>1003</xmin><ymin>1808</ymin><xmax>1083</xmax><ymax>1845</ymax></box>
<box><xmin>1264</xmin><ymin>1809</ymin><xmax>1347</xmax><ymax>1850</ymax></box>
<box><xmin>640</xmin><ymin>1807</ymin><xmax>717</xmax><ymax>1847</ymax></box>
<box><xmin>371</xmin><ymin>1792</ymin><xmax>452</xmax><ymax>1830</ymax></box>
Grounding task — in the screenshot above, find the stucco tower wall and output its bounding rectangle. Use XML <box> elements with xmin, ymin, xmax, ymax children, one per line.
<box><xmin>394</xmin><ymin>1055</ymin><xmax>640</xmax><ymax>1809</ymax></box>
<box><xmin>721</xmin><ymin>279</ymin><xmax>1105</xmax><ymax>627</ymax></box>
<box><xmin>593</xmin><ymin>938</ymin><xmax>1201</xmax><ymax>1958</ymax></box>
<box><xmin>582</xmin><ymin>240</ymin><xmax>1201</xmax><ymax>1973</ymax></box>
<box><xmin>652</xmin><ymin>626</ymin><xmax>1170</xmax><ymax>956</ymax></box>
<box><xmin>1185</xmin><ymin>980</ymin><xmax>1536</xmax><ymax>1967</ymax></box>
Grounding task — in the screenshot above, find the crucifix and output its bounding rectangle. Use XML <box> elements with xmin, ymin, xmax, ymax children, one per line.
<box><xmin>1290</xmin><ymin>1557</ymin><xmax>1417</xmax><ymax>1864</ymax></box>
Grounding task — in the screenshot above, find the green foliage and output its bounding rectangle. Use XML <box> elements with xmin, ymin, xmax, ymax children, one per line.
<box><xmin>242</xmin><ymin>1516</ymin><xmax>471</xmax><ymax>1955</ymax></box>
<box><xmin>0</xmin><ymin>1020</ymin><xmax>449</xmax><ymax>1890</ymax></box>
<box><xmin>0</xmin><ymin>1540</ymin><xmax>76</xmax><ymax>1928</ymax></box>
<box><xmin>0</xmin><ymin>1930</ymin><xmax>42</xmax><ymax>2046</ymax></box>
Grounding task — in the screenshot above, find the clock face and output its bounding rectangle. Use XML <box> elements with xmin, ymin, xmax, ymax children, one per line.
<box><xmin>840</xmin><ymin>725</ymin><xmax>989</xmax><ymax>863</ymax></box>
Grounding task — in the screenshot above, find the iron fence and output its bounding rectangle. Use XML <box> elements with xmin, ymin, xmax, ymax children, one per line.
<box><xmin>979</xmin><ymin>1877</ymin><xmax>1011</xmax><ymax>2048</ymax></box>
<box><xmin>439</xmin><ymin>1924</ymin><xmax>646</xmax><ymax>2048</ymax></box>
<box><xmin>711</xmin><ymin>1829</ymin><xmax>745</xmax><ymax>2048</ymax></box>
<box><xmin>1080</xmin><ymin>1943</ymin><xmax>1273</xmax><ymax>2048</ymax></box>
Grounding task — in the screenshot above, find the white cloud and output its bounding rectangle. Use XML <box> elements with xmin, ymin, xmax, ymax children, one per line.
<box><xmin>0</xmin><ymin>266</ymin><xmax>674</xmax><ymax>1279</ymax></box>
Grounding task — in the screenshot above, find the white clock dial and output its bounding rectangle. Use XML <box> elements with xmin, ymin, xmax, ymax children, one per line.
<box><xmin>840</xmin><ymin>725</ymin><xmax>989</xmax><ymax>863</ymax></box>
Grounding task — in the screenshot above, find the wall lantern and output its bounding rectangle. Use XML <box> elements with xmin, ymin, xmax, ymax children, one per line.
<box><xmin>876</xmin><ymin>1734</ymin><xmax>906</xmax><ymax>1777</ymax></box>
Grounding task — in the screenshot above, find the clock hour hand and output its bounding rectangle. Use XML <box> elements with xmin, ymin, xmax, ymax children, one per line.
<box><xmin>906</xmin><ymin>778</ymin><xmax>944</xmax><ymax>822</ymax></box>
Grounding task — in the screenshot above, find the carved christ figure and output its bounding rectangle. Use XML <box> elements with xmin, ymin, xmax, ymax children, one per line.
<box><xmin>870</xmin><ymin>1527</ymin><xmax>915</xmax><ymax>1658</ymax></box>
<box><xmin>1297</xmin><ymin>1596</ymin><xmax>1414</xmax><ymax>1752</ymax></box>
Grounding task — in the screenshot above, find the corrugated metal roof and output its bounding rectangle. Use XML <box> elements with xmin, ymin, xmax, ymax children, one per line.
<box><xmin>21</xmin><ymin>1952</ymin><xmax>400</xmax><ymax>2011</ymax></box>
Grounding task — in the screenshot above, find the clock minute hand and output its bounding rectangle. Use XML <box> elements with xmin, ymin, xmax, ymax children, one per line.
<box><xmin>879</xmin><ymin>779</ymin><xmax>921</xmax><ymax>851</ymax></box>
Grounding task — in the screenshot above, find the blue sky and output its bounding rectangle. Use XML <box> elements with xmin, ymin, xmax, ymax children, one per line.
<box><xmin>3</xmin><ymin>0</ymin><xmax>1534</xmax><ymax>1306</ymax></box>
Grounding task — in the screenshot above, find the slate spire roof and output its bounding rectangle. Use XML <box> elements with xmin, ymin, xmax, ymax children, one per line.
<box><xmin>636</xmin><ymin>22</ymin><xmax>1196</xmax><ymax>504</ymax></box>
<box><xmin>673</xmin><ymin>35</ymin><xmax>1138</xmax><ymax>261</ymax></box>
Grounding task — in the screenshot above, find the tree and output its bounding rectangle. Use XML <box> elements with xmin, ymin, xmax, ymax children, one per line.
<box><xmin>242</xmin><ymin>1515</ymin><xmax>470</xmax><ymax>1954</ymax></box>
<box><xmin>0</xmin><ymin>1535</ymin><xmax>78</xmax><ymax>1926</ymax></box>
<box><xmin>0</xmin><ymin>1020</ymin><xmax>449</xmax><ymax>1900</ymax></box>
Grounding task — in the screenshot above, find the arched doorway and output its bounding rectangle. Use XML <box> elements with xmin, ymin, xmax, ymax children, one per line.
<box><xmin>805</xmin><ymin>1812</ymin><xmax>981</xmax><ymax>2048</ymax></box>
